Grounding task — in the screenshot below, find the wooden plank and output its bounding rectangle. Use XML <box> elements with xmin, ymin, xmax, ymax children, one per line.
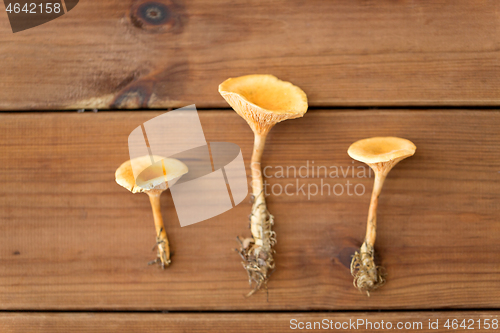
<box><xmin>0</xmin><ymin>110</ymin><xmax>499</xmax><ymax>310</ymax></box>
<box><xmin>0</xmin><ymin>312</ymin><xmax>499</xmax><ymax>332</ymax></box>
<box><xmin>1</xmin><ymin>1</ymin><xmax>500</xmax><ymax>109</ymax></box>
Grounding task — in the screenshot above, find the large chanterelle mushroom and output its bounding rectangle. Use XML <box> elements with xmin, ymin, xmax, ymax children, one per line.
<box><xmin>219</xmin><ymin>74</ymin><xmax>308</xmax><ymax>296</ymax></box>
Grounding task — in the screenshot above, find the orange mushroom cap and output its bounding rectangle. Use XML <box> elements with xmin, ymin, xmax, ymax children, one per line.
<box><xmin>219</xmin><ymin>74</ymin><xmax>308</xmax><ymax>134</ymax></box>
<box><xmin>115</xmin><ymin>155</ymin><xmax>188</xmax><ymax>194</ymax></box>
<box><xmin>348</xmin><ymin>137</ymin><xmax>416</xmax><ymax>164</ymax></box>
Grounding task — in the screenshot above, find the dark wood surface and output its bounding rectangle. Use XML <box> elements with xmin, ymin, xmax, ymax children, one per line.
<box><xmin>1</xmin><ymin>1</ymin><xmax>500</xmax><ymax>109</ymax></box>
<box><xmin>0</xmin><ymin>110</ymin><xmax>499</xmax><ymax>311</ymax></box>
<box><xmin>1</xmin><ymin>312</ymin><xmax>499</xmax><ymax>332</ymax></box>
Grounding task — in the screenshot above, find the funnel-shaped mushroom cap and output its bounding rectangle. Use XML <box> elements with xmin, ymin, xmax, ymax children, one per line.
<box><xmin>348</xmin><ymin>137</ymin><xmax>416</xmax><ymax>164</ymax></box>
<box><xmin>115</xmin><ymin>155</ymin><xmax>188</xmax><ymax>194</ymax></box>
<box><xmin>219</xmin><ymin>75</ymin><xmax>308</xmax><ymax>134</ymax></box>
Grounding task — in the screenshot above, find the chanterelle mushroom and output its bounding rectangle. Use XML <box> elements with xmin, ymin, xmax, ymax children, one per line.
<box><xmin>115</xmin><ymin>155</ymin><xmax>188</xmax><ymax>268</ymax></box>
<box><xmin>219</xmin><ymin>74</ymin><xmax>308</xmax><ymax>296</ymax></box>
<box><xmin>347</xmin><ymin>137</ymin><xmax>416</xmax><ymax>295</ymax></box>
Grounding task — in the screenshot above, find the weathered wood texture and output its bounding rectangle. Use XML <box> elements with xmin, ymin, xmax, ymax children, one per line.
<box><xmin>1</xmin><ymin>1</ymin><xmax>500</xmax><ymax>110</ymax></box>
<box><xmin>0</xmin><ymin>110</ymin><xmax>499</xmax><ymax>310</ymax></box>
<box><xmin>1</xmin><ymin>312</ymin><xmax>499</xmax><ymax>332</ymax></box>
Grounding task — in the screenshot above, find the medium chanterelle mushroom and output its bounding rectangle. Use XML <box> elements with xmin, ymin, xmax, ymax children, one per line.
<box><xmin>219</xmin><ymin>74</ymin><xmax>308</xmax><ymax>296</ymax></box>
<box><xmin>347</xmin><ymin>137</ymin><xmax>416</xmax><ymax>295</ymax></box>
<box><xmin>115</xmin><ymin>155</ymin><xmax>188</xmax><ymax>268</ymax></box>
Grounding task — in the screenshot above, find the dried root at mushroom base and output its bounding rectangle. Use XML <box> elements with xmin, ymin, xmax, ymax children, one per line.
<box><xmin>236</xmin><ymin>192</ymin><xmax>276</xmax><ymax>297</ymax></box>
<box><xmin>350</xmin><ymin>242</ymin><xmax>386</xmax><ymax>296</ymax></box>
<box><xmin>148</xmin><ymin>227</ymin><xmax>171</xmax><ymax>268</ymax></box>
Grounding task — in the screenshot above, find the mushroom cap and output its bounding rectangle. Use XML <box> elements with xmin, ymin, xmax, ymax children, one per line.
<box><xmin>348</xmin><ymin>137</ymin><xmax>416</xmax><ymax>164</ymax></box>
<box><xmin>219</xmin><ymin>74</ymin><xmax>308</xmax><ymax>134</ymax></box>
<box><xmin>115</xmin><ymin>155</ymin><xmax>188</xmax><ymax>194</ymax></box>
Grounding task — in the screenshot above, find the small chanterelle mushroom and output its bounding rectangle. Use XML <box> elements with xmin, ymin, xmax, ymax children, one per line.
<box><xmin>347</xmin><ymin>137</ymin><xmax>416</xmax><ymax>295</ymax></box>
<box><xmin>115</xmin><ymin>155</ymin><xmax>188</xmax><ymax>268</ymax></box>
<box><xmin>219</xmin><ymin>74</ymin><xmax>308</xmax><ymax>296</ymax></box>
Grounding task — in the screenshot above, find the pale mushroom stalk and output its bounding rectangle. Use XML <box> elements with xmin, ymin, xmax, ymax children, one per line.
<box><xmin>243</xmin><ymin>128</ymin><xmax>275</xmax><ymax>297</ymax></box>
<box><xmin>146</xmin><ymin>190</ymin><xmax>170</xmax><ymax>267</ymax></box>
<box><xmin>219</xmin><ymin>75</ymin><xmax>308</xmax><ymax>296</ymax></box>
<box><xmin>115</xmin><ymin>156</ymin><xmax>188</xmax><ymax>269</ymax></box>
<box><xmin>348</xmin><ymin>137</ymin><xmax>416</xmax><ymax>295</ymax></box>
<box><xmin>250</xmin><ymin>132</ymin><xmax>270</xmax><ymax>250</ymax></box>
<box><xmin>353</xmin><ymin>160</ymin><xmax>396</xmax><ymax>294</ymax></box>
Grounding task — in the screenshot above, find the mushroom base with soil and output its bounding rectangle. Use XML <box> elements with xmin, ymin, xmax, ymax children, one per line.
<box><xmin>236</xmin><ymin>192</ymin><xmax>276</xmax><ymax>297</ymax></box>
<box><xmin>350</xmin><ymin>242</ymin><xmax>386</xmax><ymax>294</ymax></box>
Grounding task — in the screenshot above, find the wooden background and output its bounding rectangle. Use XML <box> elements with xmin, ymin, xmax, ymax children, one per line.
<box><xmin>1</xmin><ymin>0</ymin><xmax>500</xmax><ymax>331</ymax></box>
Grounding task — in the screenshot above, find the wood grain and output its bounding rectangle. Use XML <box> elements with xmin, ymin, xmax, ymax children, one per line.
<box><xmin>0</xmin><ymin>312</ymin><xmax>499</xmax><ymax>332</ymax></box>
<box><xmin>0</xmin><ymin>110</ymin><xmax>499</xmax><ymax>310</ymax></box>
<box><xmin>1</xmin><ymin>1</ymin><xmax>500</xmax><ymax>109</ymax></box>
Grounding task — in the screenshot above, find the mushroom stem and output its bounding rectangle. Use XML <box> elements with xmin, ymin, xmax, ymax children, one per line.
<box><xmin>147</xmin><ymin>190</ymin><xmax>171</xmax><ymax>268</ymax></box>
<box><xmin>364</xmin><ymin>167</ymin><xmax>387</xmax><ymax>246</ymax></box>
<box><xmin>251</xmin><ymin>133</ymin><xmax>267</xmax><ymax>199</ymax></box>
<box><xmin>351</xmin><ymin>160</ymin><xmax>400</xmax><ymax>295</ymax></box>
<box><xmin>238</xmin><ymin>131</ymin><xmax>276</xmax><ymax>297</ymax></box>
<box><xmin>250</xmin><ymin>132</ymin><xmax>274</xmax><ymax>251</ymax></box>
